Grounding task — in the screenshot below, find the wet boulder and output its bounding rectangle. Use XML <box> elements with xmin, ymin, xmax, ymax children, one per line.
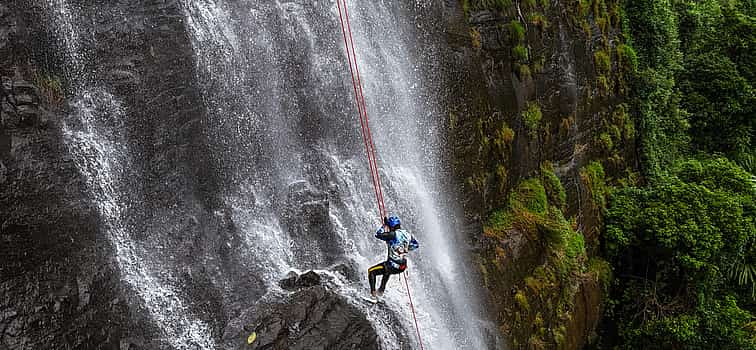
<box><xmin>279</xmin><ymin>270</ymin><xmax>322</xmax><ymax>290</ymax></box>
<box><xmin>329</xmin><ymin>260</ymin><xmax>361</xmax><ymax>282</ymax></box>
<box><xmin>223</xmin><ymin>286</ymin><xmax>379</xmax><ymax>350</ymax></box>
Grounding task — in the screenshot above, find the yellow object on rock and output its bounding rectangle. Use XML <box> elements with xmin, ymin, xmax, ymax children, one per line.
<box><xmin>247</xmin><ymin>332</ymin><xmax>257</xmax><ymax>345</ymax></box>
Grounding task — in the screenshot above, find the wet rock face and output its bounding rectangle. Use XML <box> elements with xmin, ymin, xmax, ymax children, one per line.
<box><xmin>3</xmin><ymin>1</ymin><xmax>375</xmax><ymax>348</ymax></box>
<box><xmin>279</xmin><ymin>180</ymin><xmax>341</xmax><ymax>268</ymax></box>
<box><xmin>1</xmin><ymin>0</ymin><xmax>241</xmax><ymax>348</ymax></box>
<box><xmin>279</xmin><ymin>270</ymin><xmax>322</xmax><ymax>290</ymax></box>
<box><xmin>239</xmin><ymin>287</ymin><xmax>378</xmax><ymax>350</ymax></box>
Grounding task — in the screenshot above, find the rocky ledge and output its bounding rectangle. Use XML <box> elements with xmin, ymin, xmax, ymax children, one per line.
<box><xmin>223</xmin><ymin>270</ymin><xmax>379</xmax><ymax>350</ymax></box>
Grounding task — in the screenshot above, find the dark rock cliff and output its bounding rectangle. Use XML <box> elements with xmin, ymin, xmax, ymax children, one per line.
<box><xmin>441</xmin><ymin>0</ymin><xmax>637</xmax><ymax>348</ymax></box>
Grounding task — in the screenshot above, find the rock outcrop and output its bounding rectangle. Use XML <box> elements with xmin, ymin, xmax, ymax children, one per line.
<box><xmin>225</xmin><ymin>271</ymin><xmax>379</xmax><ymax>350</ymax></box>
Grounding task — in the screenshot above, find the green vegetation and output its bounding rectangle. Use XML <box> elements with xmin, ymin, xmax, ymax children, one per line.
<box><xmin>604</xmin><ymin>158</ymin><xmax>756</xmax><ymax>349</ymax></box>
<box><xmin>597</xmin><ymin>132</ymin><xmax>613</xmax><ymax>151</ymax></box>
<box><xmin>594</xmin><ymin>50</ymin><xmax>611</xmax><ymax>75</ymax></box>
<box><xmin>510</xmin><ymin>178</ymin><xmax>548</xmax><ymax>214</ymax></box>
<box><xmin>483</xmin><ymin>164</ymin><xmax>590</xmax><ymax>348</ymax></box>
<box><xmin>595</xmin><ymin>49</ymin><xmax>612</xmax><ymax>95</ymax></box>
<box><xmin>540</xmin><ymin>162</ymin><xmax>566</xmax><ymax>211</ymax></box>
<box><xmin>588</xmin><ymin>257</ymin><xmax>612</xmax><ymax>293</ymax></box>
<box><xmin>515</xmin><ymin>290</ymin><xmax>531</xmax><ymax>312</ymax></box>
<box><xmin>616</xmin><ymin>44</ymin><xmax>638</xmax><ymax>74</ymax></box>
<box><xmin>469</xmin><ymin>27</ymin><xmax>482</xmax><ymax>49</ymax></box>
<box><xmin>625</xmin><ymin>0</ymin><xmax>687</xmax><ymax>177</ymax></box>
<box><xmin>465</xmin><ymin>0</ymin><xmax>754</xmax><ymax>348</ymax></box>
<box><xmin>33</xmin><ymin>73</ymin><xmax>64</xmax><ymax>108</ymax></box>
<box><xmin>509</xmin><ymin>20</ymin><xmax>525</xmax><ymax>43</ymax></box>
<box><xmin>531</xmin><ymin>56</ymin><xmax>545</xmax><ymax>74</ymax></box>
<box><xmin>495</xmin><ymin>164</ymin><xmax>508</xmax><ymax>192</ymax></box>
<box><xmin>597</xmin><ymin>0</ymin><xmax>756</xmax><ymax>347</ymax></box>
<box><xmin>512</xmin><ymin>45</ymin><xmax>528</xmax><ymax>62</ymax></box>
<box><xmin>493</xmin><ymin>122</ymin><xmax>515</xmax><ymax>154</ymax></box>
<box><xmin>616</xmin><ymin>44</ymin><xmax>638</xmax><ymax>95</ymax></box>
<box><xmin>516</xmin><ymin>63</ymin><xmax>532</xmax><ymax>81</ymax></box>
<box><xmin>522</xmin><ymin>101</ymin><xmax>542</xmax><ymax>137</ymax></box>
<box><xmin>580</xmin><ymin>161</ymin><xmax>607</xmax><ymax>211</ymax></box>
<box><xmin>465</xmin><ymin>108</ymin><xmax>516</xmax><ymax>204</ymax></box>
<box><xmin>675</xmin><ymin>1</ymin><xmax>755</xmax><ymax>158</ymax></box>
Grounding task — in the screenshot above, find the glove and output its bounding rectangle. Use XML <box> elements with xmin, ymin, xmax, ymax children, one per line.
<box><xmin>383</xmin><ymin>216</ymin><xmax>389</xmax><ymax>226</ymax></box>
<box><xmin>375</xmin><ymin>226</ymin><xmax>385</xmax><ymax>237</ymax></box>
<box><xmin>409</xmin><ymin>238</ymin><xmax>419</xmax><ymax>250</ymax></box>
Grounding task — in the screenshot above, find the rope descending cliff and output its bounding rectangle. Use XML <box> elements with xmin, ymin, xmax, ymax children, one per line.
<box><xmin>335</xmin><ymin>1</ymin><xmax>424</xmax><ymax>348</ymax></box>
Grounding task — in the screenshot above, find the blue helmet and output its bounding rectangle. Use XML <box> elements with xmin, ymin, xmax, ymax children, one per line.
<box><xmin>387</xmin><ymin>216</ymin><xmax>401</xmax><ymax>229</ymax></box>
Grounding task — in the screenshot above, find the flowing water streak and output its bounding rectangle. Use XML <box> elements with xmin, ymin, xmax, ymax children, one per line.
<box><xmin>42</xmin><ymin>1</ymin><xmax>215</xmax><ymax>348</ymax></box>
<box><xmin>181</xmin><ymin>0</ymin><xmax>297</xmax><ymax>283</ymax></box>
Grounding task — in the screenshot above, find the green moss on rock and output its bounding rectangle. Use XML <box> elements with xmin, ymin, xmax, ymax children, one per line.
<box><xmin>541</xmin><ymin>162</ymin><xmax>567</xmax><ymax>210</ymax></box>
<box><xmin>510</xmin><ymin>178</ymin><xmax>548</xmax><ymax>214</ymax></box>
<box><xmin>509</xmin><ymin>20</ymin><xmax>525</xmax><ymax>43</ymax></box>
<box><xmin>522</xmin><ymin>101</ymin><xmax>542</xmax><ymax>136</ymax></box>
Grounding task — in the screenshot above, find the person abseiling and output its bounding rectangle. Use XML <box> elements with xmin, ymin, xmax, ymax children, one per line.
<box><xmin>368</xmin><ymin>216</ymin><xmax>419</xmax><ymax>298</ymax></box>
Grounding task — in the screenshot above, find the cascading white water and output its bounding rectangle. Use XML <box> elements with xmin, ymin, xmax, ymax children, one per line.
<box><xmin>182</xmin><ymin>0</ymin><xmax>488</xmax><ymax>349</ymax></box>
<box><xmin>41</xmin><ymin>1</ymin><xmax>215</xmax><ymax>348</ymax></box>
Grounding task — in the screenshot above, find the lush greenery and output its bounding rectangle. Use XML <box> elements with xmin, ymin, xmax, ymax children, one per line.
<box><xmin>603</xmin><ymin>158</ymin><xmax>756</xmax><ymax>349</ymax></box>
<box><xmin>626</xmin><ymin>0</ymin><xmax>754</xmax><ymax>176</ymax></box>
<box><xmin>675</xmin><ymin>0</ymin><xmax>755</xmax><ymax>159</ymax></box>
<box><xmin>600</xmin><ymin>0</ymin><xmax>756</xmax><ymax>348</ymax></box>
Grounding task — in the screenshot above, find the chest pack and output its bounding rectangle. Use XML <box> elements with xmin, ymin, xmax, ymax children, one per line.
<box><xmin>388</xmin><ymin>229</ymin><xmax>411</xmax><ymax>262</ymax></box>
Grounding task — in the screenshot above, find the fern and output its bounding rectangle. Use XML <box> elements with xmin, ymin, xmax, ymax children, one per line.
<box><xmin>735</xmin><ymin>152</ymin><xmax>755</xmax><ymax>174</ymax></box>
<box><xmin>728</xmin><ymin>262</ymin><xmax>756</xmax><ymax>299</ymax></box>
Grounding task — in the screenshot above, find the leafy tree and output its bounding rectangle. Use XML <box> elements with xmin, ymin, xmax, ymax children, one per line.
<box><xmin>603</xmin><ymin>158</ymin><xmax>756</xmax><ymax>349</ymax></box>
<box><xmin>674</xmin><ymin>0</ymin><xmax>755</xmax><ymax>158</ymax></box>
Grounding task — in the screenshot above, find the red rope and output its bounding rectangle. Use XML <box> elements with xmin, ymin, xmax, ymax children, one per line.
<box><xmin>335</xmin><ymin>1</ymin><xmax>424</xmax><ymax>349</ymax></box>
<box><xmin>336</xmin><ymin>0</ymin><xmax>384</xmax><ymax>218</ymax></box>
<box><xmin>402</xmin><ymin>274</ymin><xmax>423</xmax><ymax>350</ymax></box>
<box><xmin>342</xmin><ymin>1</ymin><xmax>387</xmax><ymax>218</ymax></box>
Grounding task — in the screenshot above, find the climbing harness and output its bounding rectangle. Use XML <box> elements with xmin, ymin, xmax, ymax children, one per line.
<box><xmin>334</xmin><ymin>1</ymin><xmax>425</xmax><ymax>349</ymax></box>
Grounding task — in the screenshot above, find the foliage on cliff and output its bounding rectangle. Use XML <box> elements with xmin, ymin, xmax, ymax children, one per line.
<box><xmin>481</xmin><ymin>167</ymin><xmax>598</xmax><ymax>349</ymax></box>
<box><xmin>457</xmin><ymin>0</ymin><xmax>635</xmax><ymax>347</ymax></box>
